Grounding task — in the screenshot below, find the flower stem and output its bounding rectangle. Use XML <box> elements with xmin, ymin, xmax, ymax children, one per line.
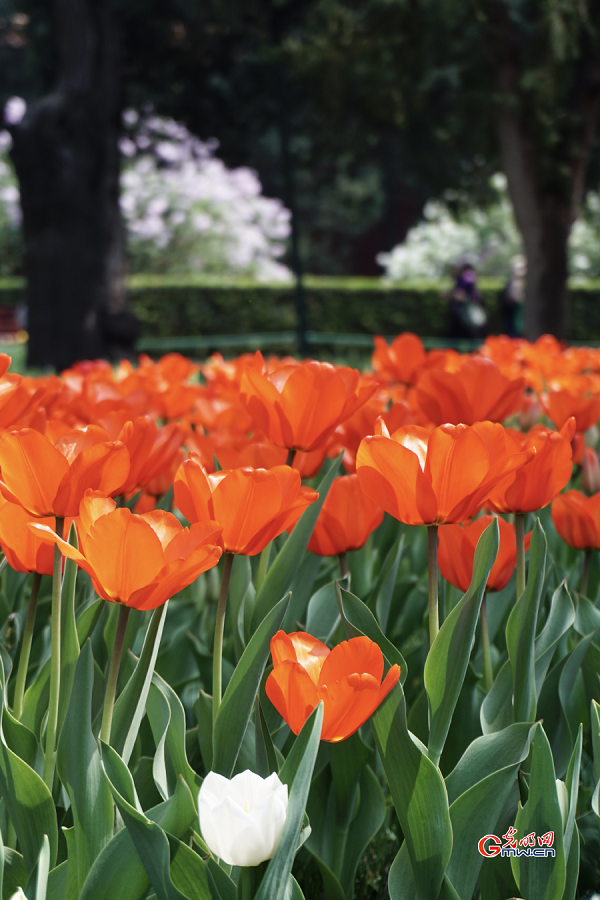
<box><xmin>43</xmin><ymin>516</ymin><xmax>64</xmax><ymax>789</ymax></box>
<box><xmin>100</xmin><ymin>604</ymin><xmax>130</xmax><ymax>745</ymax></box>
<box><xmin>428</xmin><ymin>525</ymin><xmax>439</xmax><ymax>646</ymax></box>
<box><xmin>481</xmin><ymin>594</ymin><xmax>494</xmax><ymax>693</ymax></box>
<box><xmin>213</xmin><ymin>552</ymin><xmax>234</xmax><ymax>728</ymax></box>
<box><xmin>581</xmin><ymin>549</ymin><xmax>592</xmax><ymax>597</ymax></box>
<box><xmin>339</xmin><ymin>552</ymin><xmax>348</xmax><ymax>578</ymax></box>
<box><xmin>286</xmin><ymin>448</ymin><xmax>297</xmax><ymax>467</ymax></box>
<box><xmin>13</xmin><ymin>571</ymin><xmax>42</xmax><ymax>721</ymax></box>
<box><xmin>515</xmin><ymin>513</ymin><xmax>526</xmax><ymax>598</ymax></box>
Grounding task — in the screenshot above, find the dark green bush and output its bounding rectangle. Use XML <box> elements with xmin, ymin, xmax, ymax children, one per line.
<box><xmin>3</xmin><ymin>275</ymin><xmax>600</xmax><ymax>343</ymax></box>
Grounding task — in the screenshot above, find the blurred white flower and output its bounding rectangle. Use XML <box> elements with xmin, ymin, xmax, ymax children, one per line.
<box><xmin>199</xmin><ymin>770</ymin><xmax>288</xmax><ymax>867</ymax></box>
<box><xmin>120</xmin><ymin>112</ymin><xmax>292</xmax><ymax>281</ymax></box>
<box><xmin>4</xmin><ymin>97</ymin><xmax>26</xmax><ymax>125</ymax></box>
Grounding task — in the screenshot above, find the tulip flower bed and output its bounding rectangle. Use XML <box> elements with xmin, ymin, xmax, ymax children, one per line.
<box><xmin>2</xmin><ymin>333</ymin><xmax>600</xmax><ymax>899</ymax></box>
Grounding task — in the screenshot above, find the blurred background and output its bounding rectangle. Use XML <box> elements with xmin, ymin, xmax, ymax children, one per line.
<box><xmin>0</xmin><ymin>0</ymin><xmax>599</xmax><ymax>369</ymax></box>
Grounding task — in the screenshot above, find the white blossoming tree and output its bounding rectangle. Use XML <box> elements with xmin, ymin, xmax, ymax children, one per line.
<box><xmin>0</xmin><ymin>104</ymin><xmax>292</xmax><ymax>284</ymax></box>
<box><xmin>378</xmin><ymin>174</ymin><xmax>600</xmax><ymax>282</ymax></box>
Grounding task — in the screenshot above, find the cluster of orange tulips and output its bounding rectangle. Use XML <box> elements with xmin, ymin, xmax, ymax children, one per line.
<box><xmin>0</xmin><ymin>333</ymin><xmax>598</xmax><ymax>750</ymax></box>
<box><xmin>1</xmin><ymin>331</ymin><xmax>600</xmax><ymax>898</ymax></box>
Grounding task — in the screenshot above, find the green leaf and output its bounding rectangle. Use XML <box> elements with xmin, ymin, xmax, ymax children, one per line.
<box><xmin>306</xmin><ymin>761</ymin><xmax>385</xmax><ymax>900</ymax></box>
<box><xmin>445</xmin><ymin>721</ymin><xmax>534</xmax><ymax>804</ymax></box>
<box><xmin>2</xmin><ymin>848</ymin><xmax>27</xmax><ymax>900</ymax></box>
<box><xmin>255</xmin><ymin>700</ymin><xmax>279</xmax><ymax>778</ymax></box>
<box><xmin>506</xmin><ymin>519</ymin><xmax>546</xmax><ymax>723</ymax></box>
<box><xmin>591</xmin><ymin>699</ymin><xmax>600</xmax><ymax>781</ymax></box>
<box><xmin>24</xmin><ymin>834</ymin><xmax>50</xmax><ymax>900</ymax></box>
<box><xmin>251</xmin><ymin>455</ymin><xmax>341</xmax><ymax>631</ymax></box>
<box><xmin>56</xmin><ymin>641</ymin><xmax>113</xmax><ymax>890</ymax></box>
<box><xmin>111</xmin><ymin>603</ymin><xmax>168</xmax><ymax>763</ymax></box>
<box><xmin>425</xmin><ymin>518</ymin><xmax>499</xmax><ymax>765</ymax></box>
<box><xmin>511</xmin><ymin>723</ymin><xmax>566</xmax><ymax>900</ymax></box>
<box><xmin>57</xmin><ymin>524</ymin><xmax>81</xmax><ymax>738</ymax></box>
<box><xmin>534</xmin><ymin>581</ymin><xmax>575</xmax><ymax>696</ymax></box>
<box><xmin>369</xmin><ymin>535</ymin><xmax>403</xmax><ymax>632</ymax></box>
<box><xmin>194</xmin><ymin>690</ymin><xmax>213</xmax><ymax>773</ymax></box>
<box><xmin>213</xmin><ymin>592</ymin><xmax>289</xmax><ymax>778</ymax></box>
<box><xmin>0</xmin><ymin>660</ymin><xmax>57</xmax><ymax>873</ymax></box>
<box><xmin>167</xmin><ymin>837</ymin><xmax>212</xmax><ymax>900</ymax></box>
<box><xmin>79</xmin><ymin>750</ymin><xmax>198</xmax><ymax>900</ymax></box>
<box><xmin>563</xmin><ymin>726</ymin><xmax>582</xmax><ymax>861</ymax></box>
<box><xmin>447</xmin><ymin>765</ymin><xmax>524</xmax><ymax>900</ymax></box>
<box><xmin>371</xmin><ymin>683</ymin><xmax>452</xmax><ymax>900</ymax></box>
<box><xmin>255</xmin><ymin>703</ymin><xmax>324</xmax><ymax>900</ymax></box>
<box><xmin>388</xmin><ymin>845</ymin><xmax>459</xmax><ymax>900</ymax></box>
<box><xmin>306</xmin><ymin>578</ymin><xmax>348</xmax><ymax>643</ymax></box>
<box><xmin>103</xmin><ymin>768</ymin><xmax>190</xmax><ymax>900</ymax></box>
<box><xmin>336</xmin><ymin>587</ymin><xmax>406</xmax><ymax>681</ymax></box>
<box><xmin>76</xmin><ymin>598</ymin><xmax>104</xmax><ymax>645</ymax></box>
<box><xmin>206</xmin><ymin>857</ymin><xmax>235</xmax><ymax>900</ymax></box>
<box><xmin>147</xmin><ymin>671</ymin><xmax>201</xmax><ymax>800</ymax></box>
<box><xmin>282</xmin><ymin>552</ymin><xmax>322</xmax><ymax>633</ymax></box>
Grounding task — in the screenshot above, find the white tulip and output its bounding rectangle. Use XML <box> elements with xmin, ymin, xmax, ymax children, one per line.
<box><xmin>198</xmin><ymin>770</ymin><xmax>288</xmax><ymax>867</ymax></box>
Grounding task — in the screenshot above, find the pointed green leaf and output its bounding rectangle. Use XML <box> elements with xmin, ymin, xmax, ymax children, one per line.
<box><xmin>255</xmin><ymin>704</ymin><xmax>324</xmax><ymax>900</ymax></box>
<box><xmin>511</xmin><ymin>724</ymin><xmax>566</xmax><ymax>900</ymax></box>
<box><xmin>111</xmin><ymin>603</ymin><xmax>168</xmax><ymax>763</ymax></box>
<box><xmin>371</xmin><ymin>684</ymin><xmax>452</xmax><ymax>900</ymax></box>
<box><xmin>147</xmin><ymin>671</ymin><xmax>201</xmax><ymax>800</ymax></box>
<box><xmin>57</xmin><ymin>524</ymin><xmax>80</xmax><ymax>738</ymax></box>
<box><xmin>56</xmin><ymin>641</ymin><xmax>113</xmax><ymax>889</ymax></box>
<box><xmin>0</xmin><ymin>661</ymin><xmax>57</xmax><ymax>873</ymax></box>
<box><xmin>213</xmin><ymin>592</ymin><xmax>289</xmax><ymax>777</ymax></box>
<box><xmin>506</xmin><ymin>519</ymin><xmax>546</xmax><ymax>723</ymax></box>
<box><xmin>445</xmin><ymin>722</ymin><xmax>535</xmax><ymax>804</ymax></box>
<box><xmin>369</xmin><ymin>535</ymin><xmax>403</xmax><ymax>632</ymax></box>
<box><xmin>24</xmin><ymin>834</ymin><xmax>50</xmax><ymax>900</ymax></box>
<box><xmin>425</xmin><ymin>518</ymin><xmax>499</xmax><ymax>765</ymax></box>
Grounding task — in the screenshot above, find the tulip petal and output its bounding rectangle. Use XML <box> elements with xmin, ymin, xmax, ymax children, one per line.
<box><xmin>0</xmin><ymin>428</ymin><xmax>69</xmax><ymax>516</ymax></box>
<box><xmin>265</xmin><ymin>660</ymin><xmax>319</xmax><ymax>735</ymax></box>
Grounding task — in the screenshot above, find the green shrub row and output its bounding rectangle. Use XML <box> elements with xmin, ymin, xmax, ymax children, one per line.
<box><xmin>3</xmin><ymin>275</ymin><xmax>600</xmax><ymax>342</ymax></box>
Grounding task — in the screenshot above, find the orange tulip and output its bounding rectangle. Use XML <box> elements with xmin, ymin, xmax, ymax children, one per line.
<box><xmin>239</xmin><ymin>359</ymin><xmax>377</xmax><ymax>452</ymax></box>
<box><xmin>31</xmin><ymin>491</ymin><xmax>223</xmax><ymax>610</ymax></box>
<box><xmin>551</xmin><ymin>490</ymin><xmax>600</xmax><ymax>550</ymax></box>
<box><xmin>174</xmin><ymin>456</ymin><xmax>318</xmax><ymax>555</ymax></box>
<box><xmin>416</xmin><ymin>357</ymin><xmax>524</xmax><ymax>426</ymax></box>
<box><xmin>307</xmin><ymin>475</ymin><xmax>383</xmax><ymax>556</ymax></box>
<box><xmin>265</xmin><ymin>631</ymin><xmax>400</xmax><ymax>742</ymax></box>
<box><xmin>117</xmin><ymin>416</ymin><xmax>183</xmax><ymax>495</ymax></box>
<box><xmin>438</xmin><ymin>515</ymin><xmax>529</xmax><ymax>593</ymax></box>
<box><xmin>356</xmin><ymin>420</ymin><xmax>532</xmax><ymax>526</ymax></box>
<box><xmin>541</xmin><ymin>387</ymin><xmax>600</xmax><ymax>434</ymax></box>
<box><xmin>0</xmin><ymin>496</ymin><xmax>56</xmax><ymax>575</ymax></box>
<box><xmin>487</xmin><ymin>419</ymin><xmax>575</xmax><ymax>514</ymax></box>
<box><xmin>372</xmin><ymin>333</ymin><xmax>427</xmax><ymax>385</ymax></box>
<box><xmin>0</xmin><ymin>426</ymin><xmax>129</xmax><ymax>518</ymax></box>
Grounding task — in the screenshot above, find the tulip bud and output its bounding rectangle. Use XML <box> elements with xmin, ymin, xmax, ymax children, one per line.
<box><xmin>9</xmin><ymin>890</ymin><xmax>27</xmax><ymax>900</ymax></box>
<box><xmin>582</xmin><ymin>447</ymin><xmax>600</xmax><ymax>494</ymax></box>
<box><xmin>198</xmin><ymin>770</ymin><xmax>288</xmax><ymax>867</ymax></box>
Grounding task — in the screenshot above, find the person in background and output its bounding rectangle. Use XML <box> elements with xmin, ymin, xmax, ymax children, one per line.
<box><xmin>499</xmin><ymin>255</ymin><xmax>526</xmax><ymax>337</ymax></box>
<box><xmin>446</xmin><ymin>262</ymin><xmax>489</xmax><ymax>340</ymax></box>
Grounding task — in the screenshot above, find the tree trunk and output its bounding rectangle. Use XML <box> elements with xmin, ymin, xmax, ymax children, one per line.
<box><xmin>9</xmin><ymin>0</ymin><xmax>134</xmax><ymax>370</ymax></box>
<box><xmin>492</xmin><ymin>4</ymin><xmax>600</xmax><ymax>341</ymax></box>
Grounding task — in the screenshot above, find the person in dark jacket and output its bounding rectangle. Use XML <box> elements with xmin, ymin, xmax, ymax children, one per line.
<box><xmin>446</xmin><ymin>263</ymin><xmax>489</xmax><ymax>339</ymax></box>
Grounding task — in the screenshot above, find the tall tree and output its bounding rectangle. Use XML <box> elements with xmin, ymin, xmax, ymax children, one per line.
<box><xmin>8</xmin><ymin>0</ymin><xmax>135</xmax><ymax>369</ymax></box>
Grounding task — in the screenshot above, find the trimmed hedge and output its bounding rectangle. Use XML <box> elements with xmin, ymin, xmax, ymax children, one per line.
<box><xmin>2</xmin><ymin>275</ymin><xmax>600</xmax><ymax>341</ymax></box>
